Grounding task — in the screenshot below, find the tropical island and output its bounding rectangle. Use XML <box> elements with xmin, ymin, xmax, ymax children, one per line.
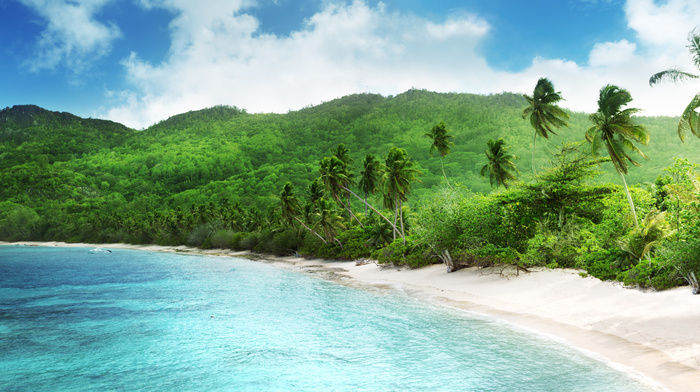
<box><xmin>3</xmin><ymin>34</ymin><xmax>700</xmax><ymax>390</ymax></box>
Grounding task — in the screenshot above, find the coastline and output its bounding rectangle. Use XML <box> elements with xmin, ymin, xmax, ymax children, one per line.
<box><xmin>3</xmin><ymin>241</ymin><xmax>700</xmax><ymax>391</ymax></box>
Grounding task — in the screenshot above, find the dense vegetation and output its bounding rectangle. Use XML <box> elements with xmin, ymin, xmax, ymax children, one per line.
<box><xmin>2</xmin><ymin>85</ymin><xmax>700</xmax><ymax>293</ymax></box>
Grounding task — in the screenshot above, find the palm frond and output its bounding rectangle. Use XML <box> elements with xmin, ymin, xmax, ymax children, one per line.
<box><xmin>688</xmin><ymin>29</ymin><xmax>700</xmax><ymax>70</ymax></box>
<box><xmin>678</xmin><ymin>92</ymin><xmax>700</xmax><ymax>141</ymax></box>
<box><xmin>649</xmin><ymin>68</ymin><xmax>699</xmax><ymax>85</ymax></box>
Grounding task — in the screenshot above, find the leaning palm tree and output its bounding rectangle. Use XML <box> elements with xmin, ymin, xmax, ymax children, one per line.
<box><xmin>522</xmin><ymin>77</ymin><xmax>569</xmax><ymax>176</ymax></box>
<box><xmin>313</xmin><ymin>198</ymin><xmax>345</xmax><ymax>246</ymax></box>
<box><xmin>358</xmin><ymin>153</ymin><xmax>381</xmax><ymax>215</ymax></box>
<box><xmin>425</xmin><ymin>121</ymin><xmax>455</xmax><ymax>188</ymax></box>
<box><xmin>319</xmin><ymin>155</ymin><xmax>361</xmax><ymax>226</ymax></box>
<box><xmin>279</xmin><ymin>182</ymin><xmax>327</xmax><ymax>244</ymax></box>
<box><xmin>381</xmin><ymin>147</ymin><xmax>421</xmax><ymax>243</ymax></box>
<box><xmin>480</xmin><ymin>138</ymin><xmax>519</xmax><ymax>190</ymax></box>
<box><xmin>585</xmin><ymin>84</ymin><xmax>650</xmax><ymax>228</ymax></box>
<box><xmin>649</xmin><ymin>29</ymin><xmax>700</xmax><ymax>141</ymax></box>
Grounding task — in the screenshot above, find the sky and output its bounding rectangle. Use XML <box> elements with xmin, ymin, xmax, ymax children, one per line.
<box><xmin>1</xmin><ymin>0</ymin><xmax>699</xmax><ymax>129</ymax></box>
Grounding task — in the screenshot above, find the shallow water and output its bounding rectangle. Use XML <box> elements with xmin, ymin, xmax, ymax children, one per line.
<box><xmin>0</xmin><ymin>246</ymin><xmax>658</xmax><ymax>391</ymax></box>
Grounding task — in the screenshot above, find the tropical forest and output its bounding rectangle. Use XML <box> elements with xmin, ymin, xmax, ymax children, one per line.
<box><xmin>2</xmin><ymin>34</ymin><xmax>700</xmax><ymax>294</ymax></box>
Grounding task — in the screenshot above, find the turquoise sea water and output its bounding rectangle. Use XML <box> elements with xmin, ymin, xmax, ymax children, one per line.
<box><xmin>0</xmin><ymin>246</ymin><xmax>658</xmax><ymax>391</ymax></box>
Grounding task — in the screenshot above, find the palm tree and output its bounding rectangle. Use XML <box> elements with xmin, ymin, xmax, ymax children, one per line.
<box><xmin>425</xmin><ymin>121</ymin><xmax>455</xmax><ymax>188</ymax></box>
<box><xmin>319</xmin><ymin>155</ymin><xmax>362</xmax><ymax>226</ymax></box>
<box><xmin>480</xmin><ymin>138</ymin><xmax>519</xmax><ymax>189</ymax></box>
<box><xmin>522</xmin><ymin>77</ymin><xmax>569</xmax><ymax>176</ymax></box>
<box><xmin>649</xmin><ymin>29</ymin><xmax>700</xmax><ymax>141</ymax></box>
<box><xmin>585</xmin><ymin>84</ymin><xmax>650</xmax><ymax>228</ymax></box>
<box><xmin>358</xmin><ymin>153</ymin><xmax>381</xmax><ymax>215</ymax></box>
<box><xmin>381</xmin><ymin>147</ymin><xmax>421</xmax><ymax>243</ymax></box>
<box><xmin>313</xmin><ymin>198</ymin><xmax>345</xmax><ymax>246</ymax></box>
<box><xmin>332</xmin><ymin>143</ymin><xmax>353</xmax><ymax>166</ymax></box>
<box><xmin>279</xmin><ymin>182</ymin><xmax>327</xmax><ymax>244</ymax></box>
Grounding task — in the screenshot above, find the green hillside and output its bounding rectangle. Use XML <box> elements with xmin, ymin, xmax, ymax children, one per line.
<box><xmin>2</xmin><ymin>89</ymin><xmax>700</xmax><ymax>292</ymax></box>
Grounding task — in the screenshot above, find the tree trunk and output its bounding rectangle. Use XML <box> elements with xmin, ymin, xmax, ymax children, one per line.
<box><xmin>440</xmin><ymin>157</ymin><xmax>452</xmax><ymax>189</ymax></box>
<box><xmin>294</xmin><ymin>216</ymin><xmax>327</xmax><ymax>244</ymax></box>
<box><xmin>341</xmin><ymin>186</ymin><xmax>404</xmax><ymax>241</ymax></box>
<box><xmin>442</xmin><ymin>249</ymin><xmax>454</xmax><ymax>272</ymax></box>
<box><xmin>335</xmin><ymin>190</ymin><xmax>363</xmax><ymax>227</ymax></box>
<box><xmin>393</xmin><ymin>195</ymin><xmax>399</xmax><ymax>241</ymax></box>
<box><xmin>399</xmin><ymin>200</ymin><xmax>406</xmax><ymax>245</ymax></box>
<box><xmin>619</xmin><ymin>172</ymin><xmax>639</xmax><ymax>228</ymax></box>
<box><xmin>532</xmin><ymin>132</ymin><xmax>537</xmax><ymax>177</ymax></box>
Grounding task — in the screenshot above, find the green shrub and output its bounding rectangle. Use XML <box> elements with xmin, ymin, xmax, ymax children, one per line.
<box><xmin>239</xmin><ymin>232</ymin><xmax>261</xmax><ymax>251</ymax></box>
<box><xmin>621</xmin><ymin>259</ymin><xmax>681</xmax><ymax>290</ymax></box>
<box><xmin>210</xmin><ymin>229</ymin><xmax>235</xmax><ymax>249</ymax></box>
<box><xmin>579</xmin><ymin>249</ymin><xmax>621</xmax><ymax>281</ymax></box>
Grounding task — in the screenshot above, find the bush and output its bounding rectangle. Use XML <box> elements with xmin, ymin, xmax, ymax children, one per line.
<box><xmin>620</xmin><ymin>259</ymin><xmax>681</xmax><ymax>291</ymax></box>
<box><xmin>238</xmin><ymin>232</ymin><xmax>261</xmax><ymax>251</ymax></box>
<box><xmin>210</xmin><ymin>229</ymin><xmax>235</xmax><ymax>249</ymax></box>
<box><xmin>578</xmin><ymin>249</ymin><xmax>621</xmax><ymax>281</ymax></box>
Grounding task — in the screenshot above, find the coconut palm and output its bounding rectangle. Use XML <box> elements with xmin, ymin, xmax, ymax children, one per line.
<box><xmin>425</xmin><ymin>121</ymin><xmax>455</xmax><ymax>188</ymax></box>
<box><xmin>319</xmin><ymin>155</ymin><xmax>361</xmax><ymax>226</ymax></box>
<box><xmin>649</xmin><ymin>29</ymin><xmax>700</xmax><ymax>141</ymax></box>
<box><xmin>522</xmin><ymin>77</ymin><xmax>569</xmax><ymax>176</ymax></box>
<box><xmin>381</xmin><ymin>147</ymin><xmax>421</xmax><ymax>243</ymax></box>
<box><xmin>358</xmin><ymin>153</ymin><xmax>381</xmax><ymax>215</ymax></box>
<box><xmin>332</xmin><ymin>143</ymin><xmax>353</xmax><ymax>166</ymax></box>
<box><xmin>585</xmin><ymin>84</ymin><xmax>650</xmax><ymax>227</ymax></box>
<box><xmin>278</xmin><ymin>182</ymin><xmax>327</xmax><ymax>244</ymax></box>
<box><xmin>480</xmin><ymin>138</ymin><xmax>519</xmax><ymax>190</ymax></box>
<box><xmin>313</xmin><ymin>198</ymin><xmax>345</xmax><ymax>246</ymax></box>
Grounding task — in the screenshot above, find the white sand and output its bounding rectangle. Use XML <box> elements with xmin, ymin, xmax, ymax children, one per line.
<box><xmin>4</xmin><ymin>241</ymin><xmax>700</xmax><ymax>391</ymax></box>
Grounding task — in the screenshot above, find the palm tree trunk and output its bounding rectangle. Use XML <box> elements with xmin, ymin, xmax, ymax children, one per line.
<box><xmin>532</xmin><ymin>132</ymin><xmax>537</xmax><ymax>177</ymax></box>
<box><xmin>619</xmin><ymin>172</ymin><xmax>639</xmax><ymax>228</ymax></box>
<box><xmin>335</xmin><ymin>191</ymin><xmax>364</xmax><ymax>227</ymax></box>
<box><xmin>393</xmin><ymin>195</ymin><xmax>399</xmax><ymax>241</ymax></box>
<box><xmin>399</xmin><ymin>200</ymin><xmax>406</xmax><ymax>245</ymax></box>
<box><xmin>440</xmin><ymin>157</ymin><xmax>452</xmax><ymax>189</ymax></box>
<box><xmin>341</xmin><ymin>186</ymin><xmax>403</xmax><ymax>240</ymax></box>
<box><xmin>294</xmin><ymin>216</ymin><xmax>327</xmax><ymax>244</ymax></box>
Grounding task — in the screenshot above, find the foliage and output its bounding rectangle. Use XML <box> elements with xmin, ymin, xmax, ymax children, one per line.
<box><xmin>480</xmin><ymin>138</ymin><xmax>519</xmax><ymax>189</ymax></box>
<box><xmin>522</xmin><ymin>77</ymin><xmax>570</xmax><ymax>175</ymax></box>
<box><xmin>649</xmin><ymin>29</ymin><xmax>700</xmax><ymax>140</ymax></box>
<box><xmin>659</xmin><ymin>240</ymin><xmax>700</xmax><ymax>294</ymax></box>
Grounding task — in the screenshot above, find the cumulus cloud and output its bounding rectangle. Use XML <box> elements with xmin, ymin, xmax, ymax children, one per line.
<box><xmin>20</xmin><ymin>0</ymin><xmax>121</xmax><ymax>73</ymax></box>
<box><xmin>106</xmin><ymin>0</ymin><xmax>493</xmax><ymax>128</ymax></box>
<box><xmin>102</xmin><ymin>0</ymin><xmax>700</xmax><ymax>128</ymax></box>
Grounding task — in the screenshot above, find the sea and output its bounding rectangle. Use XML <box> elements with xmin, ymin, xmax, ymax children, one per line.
<box><xmin>0</xmin><ymin>246</ymin><xmax>660</xmax><ymax>391</ymax></box>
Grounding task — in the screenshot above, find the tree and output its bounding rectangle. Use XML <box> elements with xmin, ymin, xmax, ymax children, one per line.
<box><xmin>585</xmin><ymin>84</ymin><xmax>650</xmax><ymax>228</ymax></box>
<box><xmin>313</xmin><ymin>198</ymin><xmax>345</xmax><ymax>246</ymax></box>
<box><xmin>358</xmin><ymin>153</ymin><xmax>381</xmax><ymax>215</ymax></box>
<box><xmin>381</xmin><ymin>147</ymin><xmax>421</xmax><ymax>244</ymax></box>
<box><xmin>279</xmin><ymin>182</ymin><xmax>327</xmax><ymax>244</ymax></box>
<box><xmin>425</xmin><ymin>121</ymin><xmax>455</xmax><ymax>188</ymax></box>
<box><xmin>522</xmin><ymin>77</ymin><xmax>569</xmax><ymax>176</ymax></box>
<box><xmin>480</xmin><ymin>138</ymin><xmax>519</xmax><ymax>190</ymax></box>
<box><xmin>319</xmin><ymin>155</ymin><xmax>362</xmax><ymax>226</ymax></box>
<box><xmin>649</xmin><ymin>29</ymin><xmax>700</xmax><ymax>141</ymax></box>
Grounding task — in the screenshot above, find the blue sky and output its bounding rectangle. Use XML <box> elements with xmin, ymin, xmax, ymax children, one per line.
<box><xmin>1</xmin><ymin>0</ymin><xmax>698</xmax><ymax>129</ymax></box>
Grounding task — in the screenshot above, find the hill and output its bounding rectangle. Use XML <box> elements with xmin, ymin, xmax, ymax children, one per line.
<box><xmin>0</xmin><ymin>89</ymin><xmax>696</xmax><ymax>242</ymax></box>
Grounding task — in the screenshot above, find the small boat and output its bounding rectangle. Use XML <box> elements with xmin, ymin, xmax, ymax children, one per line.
<box><xmin>89</xmin><ymin>247</ymin><xmax>112</xmax><ymax>254</ymax></box>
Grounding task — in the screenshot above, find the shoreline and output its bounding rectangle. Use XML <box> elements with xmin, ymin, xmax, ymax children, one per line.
<box><xmin>3</xmin><ymin>241</ymin><xmax>700</xmax><ymax>391</ymax></box>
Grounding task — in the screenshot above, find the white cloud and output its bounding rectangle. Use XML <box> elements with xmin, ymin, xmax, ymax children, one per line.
<box><xmin>588</xmin><ymin>40</ymin><xmax>637</xmax><ymax>68</ymax></box>
<box><xmin>20</xmin><ymin>0</ymin><xmax>121</xmax><ymax>73</ymax></box>
<box><xmin>103</xmin><ymin>0</ymin><xmax>699</xmax><ymax>129</ymax></box>
<box><xmin>106</xmin><ymin>0</ymin><xmax>492</xmax><ymax>128</ymax></box>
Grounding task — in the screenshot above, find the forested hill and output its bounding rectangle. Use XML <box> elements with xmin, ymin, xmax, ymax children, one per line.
<box><xmin>1</xmin><ymin>89</ymin><xmax>696</xmax><ymax>240</ymax></box>
<box><xmin>0</xmin><ymin>105</ymin><xmax>134</xmax><ymax>168</ymax></box>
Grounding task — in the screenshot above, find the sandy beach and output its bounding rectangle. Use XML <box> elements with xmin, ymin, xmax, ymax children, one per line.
<box><xmin>3</xmin><ymin>241</ymin><xmax>700</xmax><ymax>391</ymax></box>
